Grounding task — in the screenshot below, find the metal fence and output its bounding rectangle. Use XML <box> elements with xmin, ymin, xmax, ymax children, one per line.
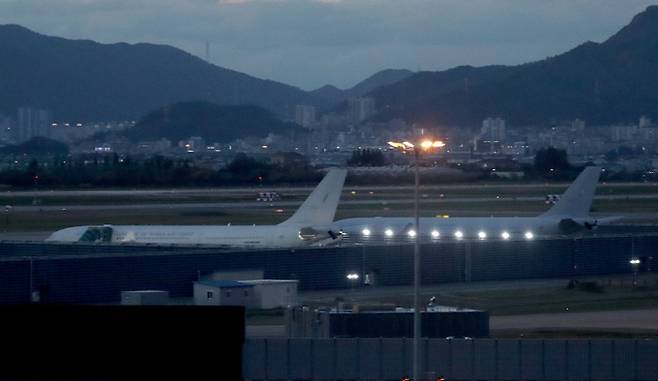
<box><xmin>0</xmin><ymin>233</ymin><xmax>656</xmax><ymax>304</ymax></box>
<box><xmin>243</xmin><ymin>338</ymin><xmax>658</xmax><ymax>381</ymax></box>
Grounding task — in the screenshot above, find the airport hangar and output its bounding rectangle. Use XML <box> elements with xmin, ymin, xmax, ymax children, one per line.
<box><xmin>0</xmin><ymin>227</ymin><xmax>656</xmax><ymax>304</ymax></box>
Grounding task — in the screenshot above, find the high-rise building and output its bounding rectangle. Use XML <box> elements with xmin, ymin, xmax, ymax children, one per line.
<box><xmin>477</xmin><ymin>117</ymin><xmax>506</xmax><ymax>153</ymax></box>
<box><xmin>481</xmin><ymin>117</ymin><xmax>506</xmax><ymax>141</ymax></box>
<box><xmin>0</xmin><ymin>114</ymin><xmax>13</xmax><ymax>143</ymax></box>
<box><xmin>640</xmin><ymin>115</ymin><xmax>652</xmax><ymax>128</ymax></box>
<box><xmin>16</xmin><ymin>107</ymin><xmax>53</xmax><ymax>142</ymax></box>
<box><xmin>609</xmin><ymin>125</ymin><xmax>637</xmax><ymax>142</ymax></box>
<box><xmin>571</xmin><ymin>119</ymin><xmax>586</xmax><ymax>131</ymax></box>
<box><xmin>348</xmin><ymin>97</ymin><xmax>376</xmax><ymax>123</ymax></box>
<box><xmin>295</xmin><ymin>105</ymin><xmax>316</xmax><ymax>128</ymax></box>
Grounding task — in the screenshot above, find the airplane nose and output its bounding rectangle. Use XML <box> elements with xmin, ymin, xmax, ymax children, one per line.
<box><xmin>46</xmin><ymin>226</ymin><xmax>86</xmax><ymax>242</ymax></box>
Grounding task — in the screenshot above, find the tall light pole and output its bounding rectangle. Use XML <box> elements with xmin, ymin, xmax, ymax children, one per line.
<box><xmin>389</xmin><ymin>138</ymin><xmax>444</xmax><ymax>381</ymax></box>
<box><xmin>630</xmin><ymin>258</ymin><xmax>640</xmax><ymax>288</ymax></box>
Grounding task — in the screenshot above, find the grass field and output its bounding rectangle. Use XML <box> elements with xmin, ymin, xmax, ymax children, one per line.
<box><xmin>5</xmin><ymin>197</ymin><xmax>658</xmax><ymax>232</ymax></box>
<box><xmin>3</xmin><ymin>181</ymin><xmax>658</xmax><ymax>232</ymax></box>
<box><xmin>5</xmin><ymin>182</ymin><xmax>658</xmax><ymax>206</ymax></box>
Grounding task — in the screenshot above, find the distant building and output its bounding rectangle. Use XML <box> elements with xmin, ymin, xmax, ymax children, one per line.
<box><xmin>270</xmin><ymin>151</ymin><xmax>307</xmax><ymax>167</ymax></box>
<box><xmin>608</xmin><ymin>125</ymin><xmax>637</xmax><ymax>142</ymax></box>
<box><xmin>481</xmin><ymin>117</ymin><xmax>506</xmax><ymax>141</ymax></box>
<box><xmin>476</xmin><ymin>117</ymin><xmax>506</xmax><ymax>153</ymax></box>
<box><xmin>93</xmin><ymin>143</ymin><xmax>112</xmax><ymax>153</ymax></box>
<box><xmin>135</xmin><ymin>139</ymin><xmax>172</xmax><ymax>154</ymax></box>
<box><xmin>571</xmin><ymin>118</ymin><xmax>586</xmax><ymax>131</ymax></box>
<box><xmin>194</xmin><ymin>280</ymin><xmax>253</xmax><ymax>307</ymax></box>
<box><xmin>0</xmin><ymin>114</ymin><xmax>13</xmax><ymax>143</ymax></box>
<box><xmin>501</xmin><ymin>141</ymin><xmax>529</xmax><ymax>156</ymax></box>
<box><xmin>348</xmin><ymin>97</ymin><xmax>376</xmax><ymax>123</ymax></box>
<box><xmin>179</xmin><ymin>136</ymin><xmax>206</xmax><ymax>152</ymax></box>
<box><xmin>295</xmin><ymin>105</ymin><xmax>316</xmax><ymax>128</ymax></box>
<box><xmin>16</xmin><ymin>107</ymin><xmax>53</xmax><ymax>142</ymax></box>
<box><xmin>194</xmin><ymin>279</ymin><xmax>298</xmax><ymax>309</ymax></box>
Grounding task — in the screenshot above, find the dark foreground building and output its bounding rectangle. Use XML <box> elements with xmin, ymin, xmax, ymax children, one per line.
<box><xmin>0</xmin><ymin>304</ymin><xmax>245</xmax><ymax>380</ymax></box>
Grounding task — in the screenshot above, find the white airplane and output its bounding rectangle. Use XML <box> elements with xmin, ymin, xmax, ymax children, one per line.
<box><xmin>333</xmin><ymin>166</ymin><xmax>616</xmax><ymax>241</ymax></box>
<box><xmin>46</xmin><ymin>169</ymin><xmax>347</xmax><ymax>248</ymax></box>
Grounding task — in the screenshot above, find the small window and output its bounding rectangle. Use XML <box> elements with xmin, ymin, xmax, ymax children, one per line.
<box><xmin>244</xmin><ymin>290</ymin><xmax>249</xmax><ymax>297</ymax></box>
<box><xmin>207</xmin><ymin>291</ymin><xmax>213</xmax><ymax>299</ymax></box>
<box><xmin>225</xmin><ymin>290</ymin><xmax>231</xmax><ymax>298</ymax></box>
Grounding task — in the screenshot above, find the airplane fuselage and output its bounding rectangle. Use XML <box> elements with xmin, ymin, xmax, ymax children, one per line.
<box><xmin>48</xmin><ymin>225</ymin><xmax>307</xmax><ymax>248</ymax></box>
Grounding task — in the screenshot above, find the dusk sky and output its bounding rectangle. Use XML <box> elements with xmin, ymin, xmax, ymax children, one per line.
<box><xmin>1</xmin><ymin>0</ymin><xmax>656</xmax><ymax>90</ymax></box>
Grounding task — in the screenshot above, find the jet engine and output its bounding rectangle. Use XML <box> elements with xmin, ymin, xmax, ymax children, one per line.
<box><xmin>558</xmin><ymin>218</ymin><xmax>598</xmax><ymax>234</ymax></box>
<box><xmin>298</xmin><ymin>227</ymin><xmax>345</xmax><ymax>245</ymax></box>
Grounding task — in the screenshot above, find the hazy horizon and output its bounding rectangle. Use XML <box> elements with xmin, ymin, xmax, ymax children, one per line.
<box><xmin>1</xmin><ymin>0</ymin><xmax>657</xmax><ymax>90</ymax></box>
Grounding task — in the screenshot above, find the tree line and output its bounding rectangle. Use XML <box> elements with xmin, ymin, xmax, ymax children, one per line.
<box><xmin>0</xmin><ymin>153</ymin><xmax>321</xmax><ymax>188</ymax></box>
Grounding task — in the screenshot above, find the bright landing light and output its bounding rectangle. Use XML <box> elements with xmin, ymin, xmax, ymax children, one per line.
<box><xmin>385</xmin><ymin>228</ymin><xmax>394</xmax><ymax>237</ymax></box>
<box><xmin>431</xmin><ymin>230</ymin><xmax>440</xmax><ymax>238</ymax></box>
<box><xmin>408</xmin><ymin>230</ymin><xmax>417</xmax><ymax>237</ymax></box>
<box><xmin>361</xmin><ymin>228</ymin><xmax>371</xmax><ymax>236</ymax></box>
<box><xmin>524</xmin><ymin>231</ymin><xmax>534</xmax><ymax>240</ymax></box>
<box><xmin>477</xmin><ymin>231</ymin><xmax>487</xmax><ymax>240</ymax></box>
<box><xmin>421</xmin><ymin>140</ymin><xmax>446</xmax><ymax>150</ymax></box>
<box><xmin>454</xmin><ymin>230</ymin><xmax>464</xmax><ymax>239</ymax></box>
<box><xmin>420</xmin><ymin>140</ymin><xmax>434</xmax><ymax>149</ymax></box>
<box><xmin>501</xmin><ymin>231</ymin><xmax>511</xmax><ymax>240</ymax></box>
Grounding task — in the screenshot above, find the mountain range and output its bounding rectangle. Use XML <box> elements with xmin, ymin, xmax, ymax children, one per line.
<box><xmin>0</xmin><ymin>24</ymin><xmax>413</xmax><ymax>123</ymax></box>
<box><xmin>2</xmin><ymin>5</ymin><xmax>658</xmax><ymax>130</ymax></box>
<box><xmin>310</xmin><ymin>69</ymin><xmax>414</xmax><ymax>106</ymax></box>
<box><xmin>0</xmin><ymin>24</ymin><xmax>323</xmax><ymax>121</ymax></box>
<box><xmin>370</xmin><ymin>5</ymin><xmax>658</xmax><ymax>127</ymax></box>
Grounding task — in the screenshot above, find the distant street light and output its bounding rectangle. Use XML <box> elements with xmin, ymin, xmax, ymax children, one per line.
<box><xmin>630</xmin><ymin>258</ymin><xmax>641</xmax><ymax>287</ymax></box>
<box><xmin>4</xmin><ymin>205</ymin><xmax>11</xmax><ymax>228</ymax></box>
<box><xmin>388</xmin><ymin>137</ymin><xmax>445</xmax><ymax>381</ymax></box>
<box><xmin>346</xmin><ymin>272</ymin><xmax>360</xmax><ymax>306</ymax></box>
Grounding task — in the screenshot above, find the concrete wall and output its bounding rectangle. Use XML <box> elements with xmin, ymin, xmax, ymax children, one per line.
<box><xmin>243</xmin><ymin>338</ymin><xmax>658</xmax><ymax>381</ymax></box>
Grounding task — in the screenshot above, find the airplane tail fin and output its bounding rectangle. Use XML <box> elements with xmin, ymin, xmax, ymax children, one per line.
<box><xmin>541</xmin><ymin>166</ymin><xmax>601</xmax><ymax>219</ymax></box>
<box><xmin>280</xmin><ymin>168</ymin><xmax>347</xmax><ymax>227</ymax></box>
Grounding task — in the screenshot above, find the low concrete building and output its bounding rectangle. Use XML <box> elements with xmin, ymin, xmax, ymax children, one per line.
<box><xmin>194</xmin><ymin>280</ymin><xmax>253</xmax><ymax>307</ymax></box>
<box><xmin>286</xmin><ymin>305</ymin><xmax>489</xmax><ymax>338</ymax></box>
<box><xmin>193</xmin><ymin>279</ymin><xmax>298</xmax><ymax>309</ymax></box>
<box><xmin>242</xmin><ymin>279</ymin><xmax>298</xmax><ymax>309</ymax></box>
